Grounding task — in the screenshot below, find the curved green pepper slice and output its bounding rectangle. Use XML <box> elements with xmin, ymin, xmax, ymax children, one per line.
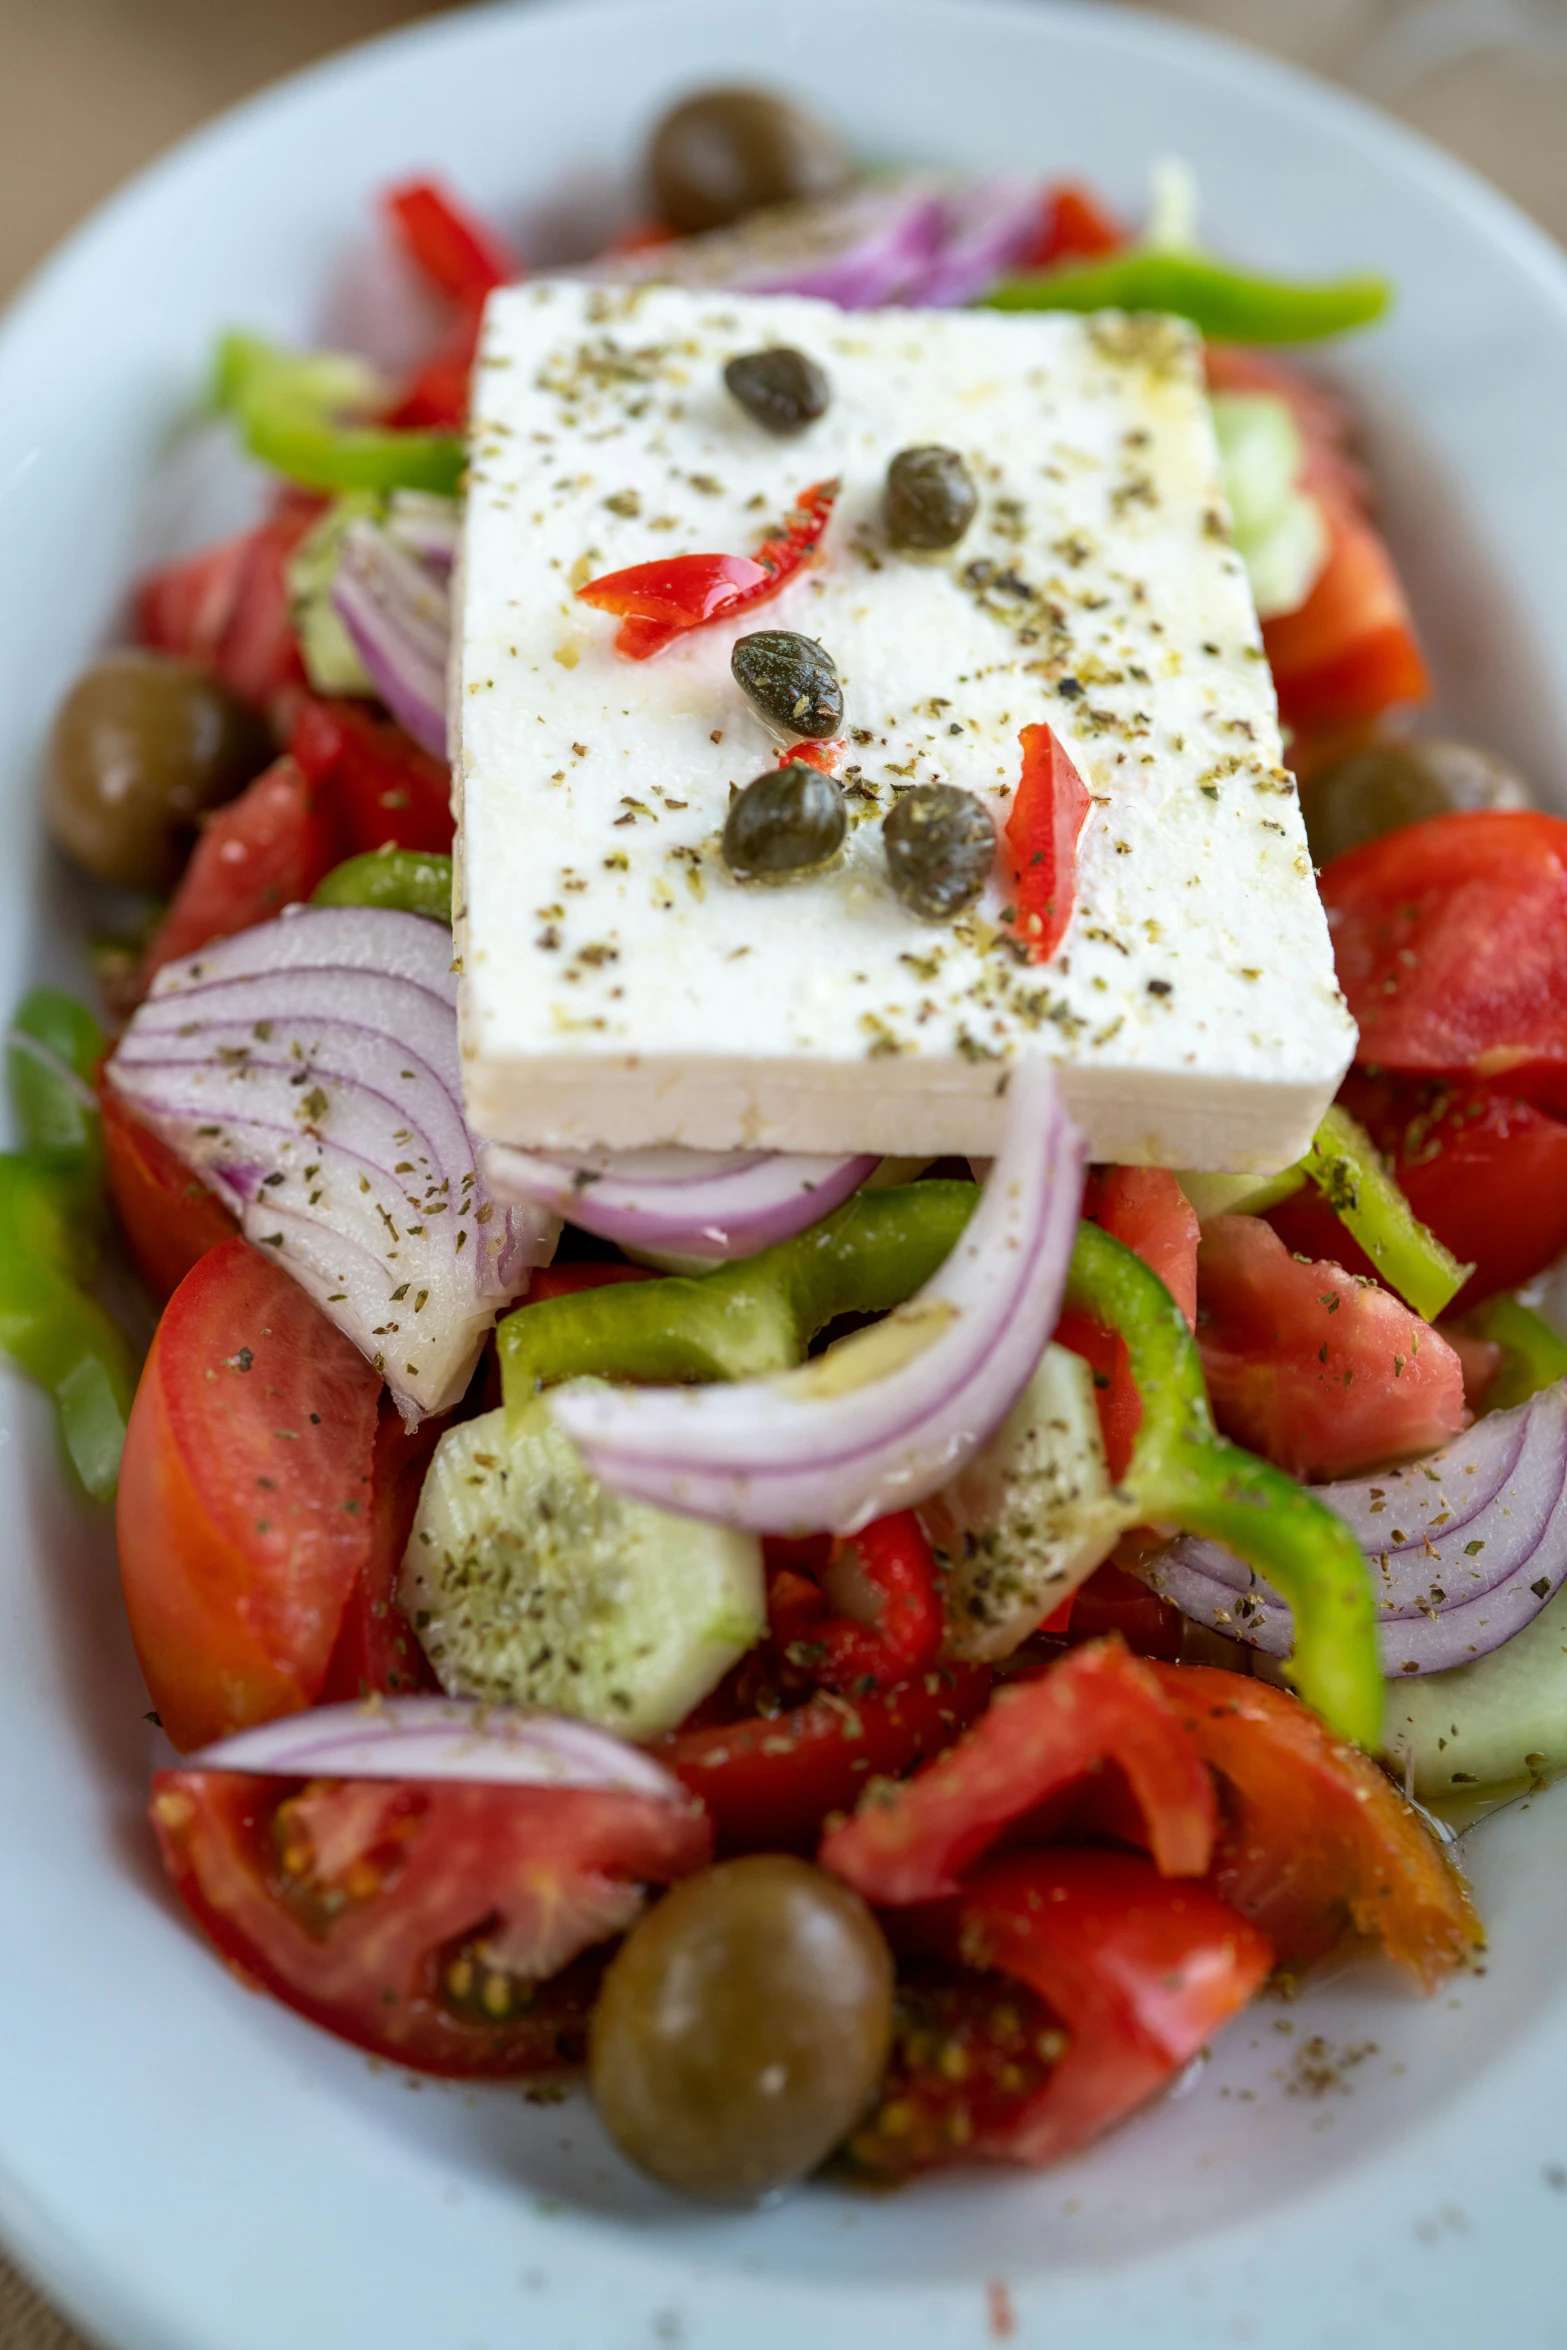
<box><xmin>986</xmin><ymin>251</ymin><xmax>1391</xmax><ymax>344</ymax></box>
<box><xmin>216</xmin><ymin>334</ymin><xmax>464</xmax><ymax>496</ymax></box>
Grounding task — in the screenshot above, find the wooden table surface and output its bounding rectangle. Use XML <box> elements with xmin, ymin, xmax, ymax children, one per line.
<box><xmin>0</xmin><ymin>0</ymin><xmax>1563</xmax><ymax>2341</ymax></box>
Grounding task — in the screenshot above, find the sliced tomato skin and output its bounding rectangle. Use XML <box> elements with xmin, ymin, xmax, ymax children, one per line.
<box><xmin>1262</xmin><ymin>491</ymin><xmax>1427</xmax><ymax>731</ymax></box>
<box><xmin>820</xmin><ymin>1638</ymin><xmax>1215</xmax><ymax>1902</ymax></box>
<box><xmin>320</xmin><ymin>1401</ymin><xmax>444</xmax><ymax>1703</ymax></box>
<box><xmin>117</xmin><ymin>1239</ymin><xmax>382</xmax><ymax>1751</ymax></box>
<box><xmin>138</xmin><ymin>757</ymin><xmax>339</xmax><ymax>993</ymax></box>
<box><xmin>1195</xmin><ymin>1212</ymin><xmax>1468</xmax><ymax>1481</ymax></box>
<box><xmin>1267</xmin><ymin>1077</ymin><xmax>1567</xmax><ymax>1311</ymax></box>
<box><xmin>1321</xmin><ymin>810</ymin><xmax>1567</xmax><ymax>1102</ymax></box>
<box><xmin>1055</xmin><ymin>1167</ymin><xmax>1199</xmax><ymax>1477</ymax></box>
<box><xmin>136</xmin><ymin>501</ymin><xmax>318</xmax><ymax>717</ymax></box>
<box><xmin>290</xmin><ymin>696</ymin><xmax>453</xmax><ymax>857</ymax></box>
<box><xmin>100</xmin><ymin>1086</ymin><xmax>237</xmax><ymax>1301</ymax></box>
<box><xmin>151</xmin><ymin>1769</ymin><xmax>708</xmax><ymax>2077</ymax></box>
<box><xmin>660</xmin><ymin>1666</ymin><xmax>990</xmax><ymax>1856</ymax></box>
<box><xmin>1152</xmin><ymin>1665</ymin><xmax>1480</xmax><ymax>1987</ymax></box>
<box><xmin>1025</xmin><ymin>181</ymin><xmax>1123</xmax><ymax>267</ymax></box>
<box><xmin>921</xmin><ymin>1850</ymin><xmax>1271</xmax><ymax>2169</ymax></box>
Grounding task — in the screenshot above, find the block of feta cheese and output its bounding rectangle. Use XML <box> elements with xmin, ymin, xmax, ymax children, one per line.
<box><xmin>454</xmin><ymin>281</ymin><xmax>1354</xmax><ymax>1168</ymax></box>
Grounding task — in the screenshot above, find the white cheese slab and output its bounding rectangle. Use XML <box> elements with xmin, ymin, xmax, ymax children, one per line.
<box><xmin>454</xmin><ymin>282</ymin><xmax>1354</xmax><ymax>1168</ymax></box>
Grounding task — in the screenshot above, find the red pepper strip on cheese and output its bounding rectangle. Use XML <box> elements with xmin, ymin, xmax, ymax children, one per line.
<box><xmin>1005</xmin><ymin>722</ymin><xmax>1092</xmax><ymax>963</ymax></box>
<box><xmin>578</xmin><ymin>479</ymin><xmax>840</xmax><ymax>659</ymax></box>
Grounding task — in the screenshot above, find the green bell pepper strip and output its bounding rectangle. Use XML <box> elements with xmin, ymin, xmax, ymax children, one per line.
<box><xmin>0</xmin><ymin>988</ymin><xmax>135</xmax><ymax>1500</ymax></box>
<box><xmin>1461</xmin><ymin>1294</ymin><xmax>1567</xmax><ymax>1416</ymax></box>
<box><xmin>986</xmin><ymin>252</ymin><xmax>1391</xmax><ymax>344</ymax></box>
<box><xmin>499</xmin><ymin>1182</ymin><xmax>978</xmax><ymax>1407</ymax></box>
<box><xmin>498</xmin><ymin>1170</ymin><xmax>1381</xmax><ymax>1744</ymax></box>
<box><xmin>1301</xmin><ymin>1106</ymin><xmax>1471</xmax><ymax>1323</ymax></box>
<box><xmin>312</xmin><ymin>849</ymin><xmax>454</xmax><ymax>923</ymax></box>
<box><xmin>0</xmin><ymin>1152</ymin><xmax>134</xmax><ymax>1504</ymax></box>
<box><xmin>7</xmin><ymin>985</ymin><xmax>105</xmax><ymax>1206</ymax></box>
<box><xmin>1065</xmin><ymin>1222</ymin><xmax>1382</xmax><ymax>1749</ymax></box>
<box><xmin>216</xmin><ymin>334</ymin><xmax>464</xmax><ymax>497</ymax></box>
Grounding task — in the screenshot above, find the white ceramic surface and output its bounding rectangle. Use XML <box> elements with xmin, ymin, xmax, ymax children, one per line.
<box><xmin>3</xmin><ymin>2</ymin><xmax>1567</xmax><ymax>2343</ymax></box>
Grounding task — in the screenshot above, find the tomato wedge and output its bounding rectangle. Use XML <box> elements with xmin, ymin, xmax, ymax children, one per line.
<box><xmin>117</xmin><ymin>1239</ymin><xmax>382</xmax><ymax>1750</ymax></box>
<box><xmin>1321</xmin><ymin>810</ymin><xmax>1567</xmax><ymax>1103</ymax></box>
<box><xmin>1005</xmin><ymin>722</ymin><xmax>1091</xmax><ymax>965</ymax></box>
<box><xmin>290</xmin><ymin>696</ymin><xmax>454</xmax><ymax>857</ymax></box>
<box><xmin>136</xmin><ymin>501</ymin><xmax>317</xmax><ymax>716</ymax></box>
<box><xmin>766</xmin><ymin>1510</ymin><xmax>943</xmax><ymax>1694</ymax></box>
<box><xmin>100</xmin><ymin>1086</ymin><xmax>237</xmax><ymax>1301</ymax></box>
<box><xmin>851</xmin><ymin>1850</ymin><xmax>1271</xmax><ymax>2174</ymax></box>
<box><xmin>820</xmin><ymin>1638</ymin><xmax>1215</xmax><ymax>1901</ymax></box>
<box><xmin>151</xmin><ymin>1767</ymin><xmax>708</xmax><ymax>2076</ymax></box>
<box><xmin>1195</xmin><ymin>1212</ymin><xmax>1468</xmax><ymax>1481</ymax></box>
<box><xmin>661</xmin><ymin>1667</ymin><xmax>989</xmax><ymax>1857</ymax></box>
<box><xmin>321</xmin><ymin>1402</ymin><xmax>444</xmax><ymax>1703</ymax></box>
<box><xmin>138</xmin><ymin>757</ymin><xmax>339</xmax><ymax>993</ymax></box>
<box><xmin>1055</xmin><ymin>1166</ymin><xmax>1199</xmax><ymax>1476</ymax></box>
<box><xmin>1025</xmin><ymin>181</ymin><xmax>1123</xmax><ymax>267</ymax></box>
<box><xmin>1267</xmin><ymin>1074</ymin><xmax>1567</xmax><ymax>1312</ymax></box>
<box><xmin>1263</xmin><ymin>492</ymin><xmax>1427</xmax><ymax>732</ymax></box>
<box><xmin>1152</xmin><ymin>1666</ymin><xmax>1481</xmax><ymax>1987</ymax></box>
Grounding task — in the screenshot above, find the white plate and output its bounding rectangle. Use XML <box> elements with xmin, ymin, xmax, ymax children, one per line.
<box><xmin>3</xmin><ymin>2</ymin><xmax>1567</xmax><ymax>2343</ymax></box>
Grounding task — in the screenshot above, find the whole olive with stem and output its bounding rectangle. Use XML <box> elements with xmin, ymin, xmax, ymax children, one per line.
<box><xmin>589</xmin><ymin>1855</ymin><xmax>895</xmax><ymax>2203</ymax></box>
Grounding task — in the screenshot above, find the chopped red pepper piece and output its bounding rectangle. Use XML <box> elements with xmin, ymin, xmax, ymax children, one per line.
<box><xmin>1005</xmin><ymin>722</ymin><xmax>1092</xmax><ymax>963</ymax></box>
<box><xmin>382</xmin><ymin>178</ymin><xmax>518</xmax><ymax>305</ymax></box>
<box><xmin>578</xmin><ymin>479</ymin><xmax>840</xmax><ymax>659</ymax></box>
<box><xmin>768</xmin><ymin>1509</ymin><xmax>943</xmax><ymax>1694</ymax></box>
<box><xmin>386</xmin><ymin>306</ymin><xmax>485</xmax><ymax>432</ymax></box>
<box><xmin>777</xmin><ymin>738</ymin><xmax>843</xmax><ymax>774</ymax></box>
<box><xmin>820</xmin><ymin>1635</ymin><xmax>1216</xmax><ymax>1902</ymax></box>
<box><xmin>1025</xmin><ymin>180</ymin><xmax>1125</xmax><ymax>269</ymax></box>
<box><xmin>1054</xmin><ymin>1165</ymin><xmax>1199</xmax><ymax>1477</ymax></box>
<box><xmin>290</xmin><ymin>696</ymin><xmax>454</xmax><ymax>857</ymax></box>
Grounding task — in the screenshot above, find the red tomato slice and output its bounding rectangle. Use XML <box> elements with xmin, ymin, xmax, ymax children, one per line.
<box><xmin>765</xmin><ymin>1510</ymin><xmax>943</xmax><ymax>1694</ymax></box>
<box><xmin>117</xmin><ymin>1238</ymin><xmax>382</xmax><ymax>1751</ymax></box>
<box><xmin>1065</xmin><ymin>1556</ymin><xmax>1183</xmax><ymax>1661</ymax></box>
<box><xmin>138</xmin><ymin>757</ymin><xmax>339</xmax><ymax>993</ymax></box>
<box><xmin>151</xmin><ymin>1767</ymin><xmax>708</xmax><ymax>2077</ymax></box>
<box><xmin>385</xmin><ymin>307</ymin><xmax>484</xmax><ymax>432</ymax></box>
<box><xmin>1321</xmin><ymin>810</ymin><xmax>1567</xmax><ymax>1102</ymax></box>
<box><xmin>1005</xmin><ymin>722</ymin><xmax>1091</xmax><ymax>964</ymax></box>
<box><xmin>1262</xmin><ymin>489</ymin><xmax>1427</xmax><ymax>732</ymax></box>
<box><xmin>1152</xmin><ymin>1665</ymin><xmax>1481</xmax><ymax>1987</ymax></box>
<box><xmin>1203</xmin><ymin>344</ymin><xmax>1371</xmax><ymax>517</ymax></box>
<box><xmin>660</xmin><ymin>1667</ymin><xmax>989</xmax><ymax>1857</ymax></box>
<box><xmin>1267</xmin><ymin>1074</ymin><xmax>1567</xmax><ymax>1311</ymax></box>
<box><xmin>1196</xmin><ymin>1212</ymin><xmax>1467</xmax><ymax>1480</ymax></box>
<box><xmin>820</xmin><ymin>1637</ymin><xmax>1215</xmax><ymax>1901</ymax></box>
<box><xmin>854</xmin><ymin>1849</ymin><xmax>1270</xmax><ymax>2173</ymax></box>
<box><xmin>101</xmin><ymin>1085</ymin><xmax>237</xmax><ymax>1301</ymax></box>
<box><xmin>523</xmin><ymin>1261</ymin><xmax>655</xmax><ymax>1303</ymax></box>
<box><xmin>382</xmin><ymin>179</ymin><xmax>517</xmax><ymax>304</ymax></box>
<box><xmin>1055</xmin><ymin>1166</ymin><xmax>1199</xmax><ymax>1477</ymax></box>
<box><xmin>321</xmin><ymin>1401</ymin><xmax>445</xmax><ymax>1703</ymax></box>
<box><xmin>289</xmin><ymin>696</ymin><xmax>454</xmax><ymax>857</ymax></box>
<box><xmin>136</xmin><ymin>503</ymin><xmax>318</xmax><ymax>717</ymax></box>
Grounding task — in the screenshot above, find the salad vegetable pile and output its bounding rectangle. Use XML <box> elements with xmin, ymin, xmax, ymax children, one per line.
<box><xmin>24</xmin><ymin>80</ymin><xmax>1567</xmax><ymax>2206</ymax></box>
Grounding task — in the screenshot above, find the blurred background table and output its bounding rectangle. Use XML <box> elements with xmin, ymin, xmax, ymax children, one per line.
<box><xmin>1</xmin><ymin>0</ymin><xmax>1564</xmax><ymax>2339</ymax></box>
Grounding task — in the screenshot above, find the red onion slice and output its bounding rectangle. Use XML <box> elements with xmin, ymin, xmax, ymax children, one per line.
<box><xmin>594</xmin><ymin>182</ymin><xmax>947</xmax><ymax>309</ymax></box>
<box><xmin>188</xmin><ymin>1695</ymin><xmax>689</xmax><ymax>1802</ymax></box>
<box><xmin>480</xmin><ymin>1140</ymin><xmax>878</xmax><ymax>1262</ymax></box>
<box><xmin>107</xmin><ymin>907</ymin><xmax>554</xmax><ymax>1413</ymax></box>
<box><xmin>331</xmin><ymin>516</ymin><xmax>450</xmax><ymax>759</ymax></box>
<box><xmin>1148</xmin><ymin>1382</ymin><xmax>1567</xmax><ymax>1676</ymax></box>
<box><xmin>911</xmin><ymin>178</ymin><xmax>1049</xmax><ymax>306</ymax></box>
<box><xmin>384</xmin><ymin>491</ymin><xmax>459</xmax><ymax>576</ymax></box>
<box><xmin>549</xmin><ymin>1060</ymin><xmax>1083</xmax><ymax>1535</ymax></box>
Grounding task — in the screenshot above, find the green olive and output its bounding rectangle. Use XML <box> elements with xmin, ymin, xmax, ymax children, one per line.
<box><xmin>884</xmin><ymin>445</ymin><xmax>978</xmax><ymax>553</ymax></box>
<box><xmin>649</xmin><ymin>87</ymin><xmax>852</xmax><ymax>237</ymax></box>
<box><xmin>48</xmin><ymin>652</ymin><xmax>270</xmax><ymax>892</ymax></box>
<box><xmin>884</xmin><ymin>784</ymin><xmax>996</xmax><ymax>920</ymax></box>
<box><xmin>722</xmin><ymin>761</ymin><xmax>846</xmax><ymax>882</ymax></box>
<box><xmin>1302</xmin><ymin>736</ymin><xmax>1532</xmax><ymax>867</ymax></box>
<box><xmin>589</xmin><ymin>1855</ymin><xmax>894</xmax><ymax>2203</ymax></box>
<box><xmin>723</xmin><ymin>347</ymin><xmax>830</xmax><ymax>437</ymax></box>
<box><xmin>731</xmin><ymin>631</ymin><xmax>843</xmax><ymax>739</ymax></box>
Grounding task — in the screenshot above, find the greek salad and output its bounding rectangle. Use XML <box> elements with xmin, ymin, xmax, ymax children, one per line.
<box><xmin>20</xmin><ymin>81</ymin><xmax>1567</xmax><ymax>2204</ymax></box>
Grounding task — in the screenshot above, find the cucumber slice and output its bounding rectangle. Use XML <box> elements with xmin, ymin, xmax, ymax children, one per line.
<box><xmin>401</xmin><ymin>1399</ymin><xmax>765</xmax><ymax>1738</ymax></box>
<box><xmin>920</xmin><ymin>1344</ymin><xmax>1122</xmax><ymax>1661</ymax></box>
<box><xmin>1386</xmin><ymin>1581</ymin><xmax>1567</xmax><ymax>1805</ymax></box>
